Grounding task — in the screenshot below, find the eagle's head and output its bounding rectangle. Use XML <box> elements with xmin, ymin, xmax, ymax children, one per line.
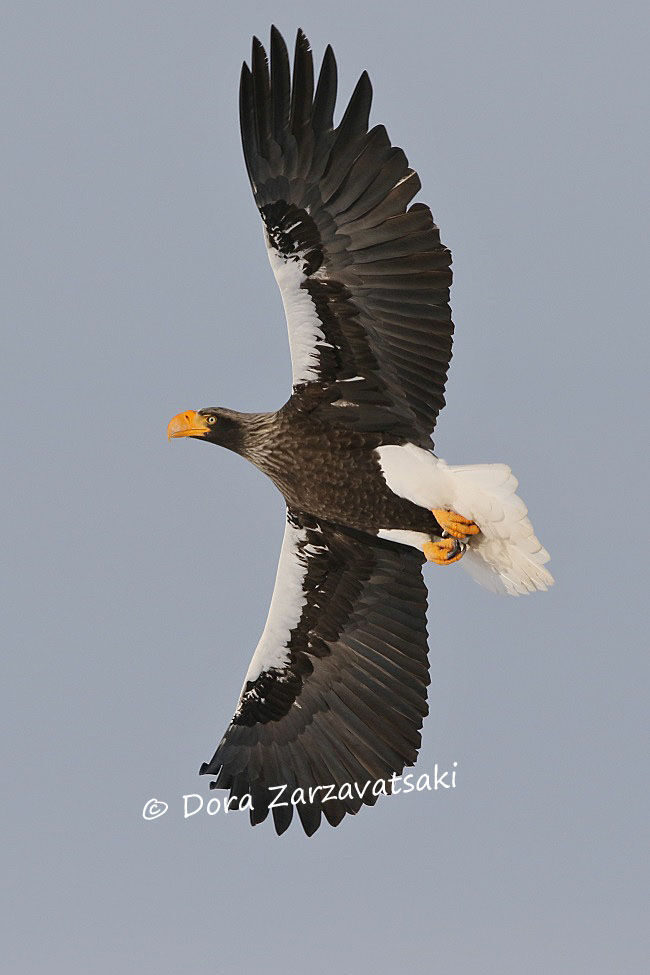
<box><xmin>167</xmin><ymin>408</ymin><xmax>243</xmax><ymax>450</ymax></box>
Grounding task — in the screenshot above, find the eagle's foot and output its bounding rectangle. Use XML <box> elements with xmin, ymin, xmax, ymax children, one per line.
<box><xmin>431</xmin><ymin>508</ymin><xmax>480</xmax><ymax>540</ymax></box>
<box><xmin>423</xmin><ymin>536</ymin><xmax>466</xmax><ymax>565</ymax></box>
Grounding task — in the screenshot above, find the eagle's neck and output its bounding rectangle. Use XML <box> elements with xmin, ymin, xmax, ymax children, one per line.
<box><xmin>222</xmin><ymin>409</ymin><xmax>283</xmax><ymax>469</ymax></box>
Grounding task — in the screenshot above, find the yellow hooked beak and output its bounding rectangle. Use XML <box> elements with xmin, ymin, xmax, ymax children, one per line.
<box><xmin>166</xmin><ymin>410</ymin><xmax>212</xmax><ymax>440</ymax></box>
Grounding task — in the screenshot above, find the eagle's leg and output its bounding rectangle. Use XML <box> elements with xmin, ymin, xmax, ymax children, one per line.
<box><xmin>423</xmin><ymin>536</ymin><xmax>466</xmax><ymax>565</ymax></box>
<box><xmin>431</xmin><ymin>508</ymin><xmax>480</xmax><ymax>540</ymax></box>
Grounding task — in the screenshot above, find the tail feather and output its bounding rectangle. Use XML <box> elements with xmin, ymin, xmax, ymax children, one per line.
<box><xmin>375</xmin><ymin>445</ymin><xmax>554</xmax><ymax>596</ymax></box>
<box><xmin>444</xmin><ymin>462</ymin><xmax>553</xmax><ymax>596</ymax></box>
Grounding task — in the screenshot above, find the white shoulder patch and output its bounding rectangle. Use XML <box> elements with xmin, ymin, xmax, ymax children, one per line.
<box><xmin>266</xmin><ymin>237</ymin><xmax>330</xmax><ymax>386</ymax></box>
<box><xmin>242</xmin><ymin>518</ymin><xmax>308</xmax><ymax>687</ymax></box>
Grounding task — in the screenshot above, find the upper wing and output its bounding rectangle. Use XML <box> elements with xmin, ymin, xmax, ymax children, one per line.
<box><xmin>200</xmin><ymin>508</ymin><xmax>430</xmax><ymax>835</ymax></box>
<box><xmin>240</xmin><ymin>28</ymin><xmax>454</xmax><ymax>448</ymax></box>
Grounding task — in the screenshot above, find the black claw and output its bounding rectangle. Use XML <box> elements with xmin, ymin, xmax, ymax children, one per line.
<box><xmin>445</xmin><ymin>538</ymin><xmax>465</xmax><ymax>560</ymax></box>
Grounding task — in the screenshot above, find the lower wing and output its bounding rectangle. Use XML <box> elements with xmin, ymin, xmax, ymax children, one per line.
<box><xmin>200</xmin><ymin>508</ymin><xmax>431</xmax><ymax>835</ymax></box>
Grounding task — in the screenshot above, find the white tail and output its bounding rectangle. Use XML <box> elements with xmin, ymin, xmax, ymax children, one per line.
<box><xmin>443</xmin><ymin>462</ymin><xmax>553</xmax><ymax>596</ymax></box>
<box><xmin>375</xmin><ymin>445</ymin><xmax>554</xmax><ymax>596</ymax></box>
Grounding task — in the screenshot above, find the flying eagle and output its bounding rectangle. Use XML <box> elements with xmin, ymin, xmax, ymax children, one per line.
<box><xmin>167</xmin><ymin>27</ymin><xmax>553</xmax><ymax>835</ymax></box>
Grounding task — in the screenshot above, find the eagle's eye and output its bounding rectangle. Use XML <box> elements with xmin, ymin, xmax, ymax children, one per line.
<box><xmin>207</xmin><ymin>415</ymin><xmax>216</xmax><ymax>424</ymax></box>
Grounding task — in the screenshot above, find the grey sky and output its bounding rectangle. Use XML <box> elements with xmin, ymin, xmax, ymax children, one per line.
<box><xmin>3</xmin><ymin>1</ymin><xmax>648</xmax><ymax>972</ymax></box>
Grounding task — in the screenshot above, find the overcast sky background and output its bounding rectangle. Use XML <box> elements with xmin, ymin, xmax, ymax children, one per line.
<box><xmin>3</xmin><ymin>1</ymin><xmax>648</xmax><ymax>972</ymax></box>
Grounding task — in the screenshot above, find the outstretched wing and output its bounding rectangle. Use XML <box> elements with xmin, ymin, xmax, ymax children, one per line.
<box><xmin>200</xmin><ymin>509</ymin><xmax>430</xmax><ymax>835</ymax></box>
<box><xmin>240</xmin><ymin>28</ymin><xmax>454</xmax><ymax>448</ymax></box>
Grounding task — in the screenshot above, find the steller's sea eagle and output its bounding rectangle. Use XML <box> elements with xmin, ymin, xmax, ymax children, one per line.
<box><xmin>167</xmin><ymin>27</ymin><xmax>553</xmax><ymax>835</ymax></box>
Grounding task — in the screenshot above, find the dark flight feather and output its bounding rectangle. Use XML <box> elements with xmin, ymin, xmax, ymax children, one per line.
<box><xmin>235</xmin><ymin>28</ymin><xmax>453</xmax><ymax>447</ymax></box>
<box><xmin>201</xmin><ymin>510</ymin><xmax>429</xmax><ymax>835</ymax></box>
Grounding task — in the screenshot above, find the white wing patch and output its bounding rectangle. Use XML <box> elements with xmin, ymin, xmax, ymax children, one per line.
<box><xmin>241</xmin><ymin>518</ymin><xmax>309</xmax><ymax>687</ymax></box>
<box><xmin>265</xmin><ymin>235</ymin><xmax>332</xmax><ymax>386</ymax></box>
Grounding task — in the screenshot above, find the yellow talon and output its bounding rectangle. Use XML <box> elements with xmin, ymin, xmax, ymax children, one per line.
<box><xmin>423</xmin><ymin>537</ymin><xmax>465</xmax><ymax>565</ymax></box>
<box><xmin>432</xmin><ymin>508</ymin><xmax>480</xmax><ymax>540</ymax></box>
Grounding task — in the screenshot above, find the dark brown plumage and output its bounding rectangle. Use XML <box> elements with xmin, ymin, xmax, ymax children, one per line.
<box><xmin>166</xmin><ymin>27</ymin><xmax>552</xmax><ymax>836</ymax></box>
<box><xmin>194</xmin><ymin>402</ymin><xmax>442</xmax><ymax>536</ymax></box>
<box><xmin>167</xmin><ymin>27</ymin><xmax>455</xmax><ymax>835</ymax></box>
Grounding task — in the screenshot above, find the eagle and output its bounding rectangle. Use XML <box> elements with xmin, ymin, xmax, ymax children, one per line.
<box><xmin>167</xmin><ymin>27</ymin><xmax>553</xmax><ymax>835</ymax></box>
